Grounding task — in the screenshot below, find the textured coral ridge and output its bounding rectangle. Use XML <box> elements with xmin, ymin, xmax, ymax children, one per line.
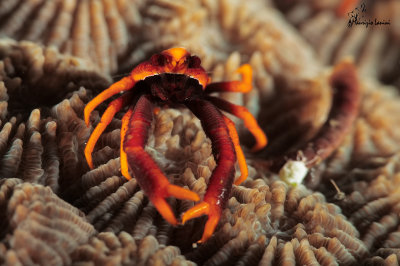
<box><xmin>66</xmin><ymin>96</ymin><xmax>366</xmax><ymax>265</ymax></box>
<box><xmin>0</xmin><ymin>39</ymin><xmax>109</xmax><ymax>193</ymax></box>
<box><xmin>185</xmin><ymin>180</ymin><xmax>370</xmax><ymax>265</ymax></box>
<box><xmin>272</xmin><ymin>0</ymin><xmax>400</xmax><ymax>89</ymax></box>
<box><xmin>0</xmin><ymin>38</ymin><xmax>108</xmax><ymax>116</ymax></box>
<box><xmin>0</xmin><ymin>181</ymin><xmax>96</xmax><ymax>265</ymax></box>
<box><xmin>309</xmin><ymin>80</ymin><xmax>400</xmax><ymax>264</ymax></box>
<box><xmin>0</xmin><ymin>1</ymin><xmax>400</xmax><ymax>266</ymax></box>
<box><xmin>70</xmin><ymin>179</ymin><xmax>370</xmax><ymax>265</ymax></box>
<box><xmin>0</xmin><ymin>0</ymin><xmax>147</xmax><ymax>74</ymax></box>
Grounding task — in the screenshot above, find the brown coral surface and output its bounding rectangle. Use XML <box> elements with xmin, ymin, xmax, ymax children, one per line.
<box><xmin>1</xmin><ymin>0</ymin><xmax>400</xmax><ymax>265</ymax></box>
<box><xmin>272</xmin><ymin>0</ymin><xmax>400</xmax><ymax>90</ymax></box>
<box><xmin>0</xmin><ymin>0</ymin><xmax>147</xmax><ymax>74</ymax></box>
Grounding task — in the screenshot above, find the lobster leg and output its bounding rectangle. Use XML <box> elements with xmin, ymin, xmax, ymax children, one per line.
<box><xmin>84</xmin><ymin>93</ymin><xmax>131</xmax><ymax>169</ymax></box>
<box><xmin>207</xmin><ymin>96</ymin><xmax>267</xmax><ymax>152</ymax></box>
<box><xmin>124</xmin><ymin>95</ymin><xmax>200</xmax><ymax>225</ymax></box>
<box><xmin>205</xmin><ymin>64</ymin><xmax>252</xmax><ymax>93</ymax></box>
<box><xmin>223</xmin><ymin>115</ymin><xmax>248</xmax><ymax>185</ymax></box>
<box><xmin>84</xmin><ymin>76</ymin><xmax>135</xmax><ymax>126</ymax></box>
<box><xmin>120</xmin><ymin>108</ymin><xmax>134</xmax><ymax>180</ymax></box>
<box><xmin>182</xmin><ymin>99</ymin><xmax>236</xmax><ymax>243</ymax></box>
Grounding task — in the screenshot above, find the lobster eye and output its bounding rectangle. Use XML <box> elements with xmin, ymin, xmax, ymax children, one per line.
<box><xmin>151</xmin><ymin>54</ymin><xmax>167</xmax><ymax>66</ymax></box>
<box><xmin>187</xmin><ymin>56</ymin><xmax>201</xmax><ymax>68</ymax></box>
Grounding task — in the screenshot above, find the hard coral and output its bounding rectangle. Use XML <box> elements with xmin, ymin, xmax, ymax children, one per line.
<box><xmin>0</xmin><ymin>40</ymin><xmax>108</xmax><ymax>193</ymax></box>
<box><xmin>185</xmin><ymin>179</ymin><xmax>368</xmax><ymax>265</ymax></box>
<box><xmin>0</xmin><ymin>182</ymin><xmax>96</xmax><ymax>266</ymax></box>
<box><xmin>0</xmin><ymin>0</ymin><xmax>399</xmax><ymax>265</ymax></box>
<box><xmin>308</xmin><ymin>79</ymin><xmax>400</xmax><ymax>263</ymax></box>
<box><xmin>0</xmin><ymin>0</ymin><xmax>146</xmax><ymax>74</ymax></box>
<box><xmin>272</xmin><ymin>0</ymin><xmax>400</xmax><ymax>89</ymax></box>
<box><xmin>308</xmin><ymin>79</ymin><xmax>400</xmax><ymax>187</ymax></box>
<box><xmin>71</xmin><ymin>232</ymin><xmax>195</xmax><ymax>265</ymax></box>
<box><xmin>0</xmin><ymin>39</ymin><xmax>108</xmax><ymax>117</ymax></box>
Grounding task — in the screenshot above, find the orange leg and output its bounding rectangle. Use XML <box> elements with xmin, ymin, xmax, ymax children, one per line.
<box><xmin>205</xmin><ymin>64</ymin><xmax>252</xmax><ymax>93</ymax></box>
<box><xmin>84</xmin><ymin>93</ymin><xmax>130</xmax><ymax>169</ymax></box>
<box><xmin>207</xmin><ymin>96</ymin><xmax>267</xmax><ymax>152</ymax></box>
<box><xmin>84</xmin><ymin>76</ymin><xmax>135</xmax><ymax>126</ymax></box>
<box><xmin>124</xmin><ymin>95</ymin><xmax>199</xmax><ymax>225</ymax></box>
<box><xmin>223</xmin><ymin>115</ymin><xmax>248</xmax><ymax>185</ymax></box>
<box><xmin>120</xmin><ymin>108</ymin><xmax>133</xmax><ymax>180</ymax></box>
<box><xmin>182</xmin><ymin>99</ymin><xmax>236</xmax><ymax>243</ymax></box>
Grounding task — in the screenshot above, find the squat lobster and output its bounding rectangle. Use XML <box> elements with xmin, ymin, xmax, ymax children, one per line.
<box><xmin>84</xmin><ymin>48</ymin><xmax>267</xmax><ymax>243</ymax></box>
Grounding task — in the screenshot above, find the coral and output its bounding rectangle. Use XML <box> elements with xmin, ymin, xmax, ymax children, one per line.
<box><xmin>184</xmin><ymin>179</ymin><xmax>368</xmax><ymax>265</ymax></box>
<box><xmin>0</xmin><ymin>39</ymin><xmax>109</xmax><ymax>193</ymax></box>
<box><xmin>71</xmin><ymin>232</ymin><xmax>195</xmax><ymax>265</ymax></box>
<box><xmin>0</xmin><ymin>178</ymin><xmax>23</xmax><ymax>239</ymax></box>
<box><xmin>0</xmin><ymin>109</ymin><xmax>59</xmax><ymax>190</ymax></box>
<box><xmin>272</xmin><ymin>0</ymin><xmax>400</xmax><ymax>89</ymax></box>
<box><xmin>0</xmin><ymin>39</ymin><xmax>108</xmax><ymax>118</ymax></box>
<box><xmin>0</xmin><ymin>0</ymin><xmax>399</xmax><ymax>265</ymax></box>
<box><xmin>0</xmin><ymin>0</ymin><xmax>147</xmax><ymax>74</ymax></box>
<box><xmin>266</xmin><ymin>60</ymin><xmax>360</xmax><ymax>175</ymax></box>
<box><xmin>306</xmin><ymin>79</ymin><xmax>400</xmax><ymax>188</ymax></box>
<box><xmin>0</xmin><ymin>183</ymin><xmax>96</xmax><ymax>266</ymax></box>
<box><xmin>307</xmin><ymin>80</ymin><xmax>400</xmax><ymax>263</ymax></box>
<box><xmin>326</xmin><ymin>157</ymin><xmax>400</xmax><ymax>265</ymax></box>
<box><xmin>0</xmin><ymin>40</ymin><xmax>103</xmax><ymax>195</ymax></box>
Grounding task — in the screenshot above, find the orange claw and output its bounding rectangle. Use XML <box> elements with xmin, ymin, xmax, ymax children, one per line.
<box><xmin>181</xmin><ymin>201</ymin><xmax>221</xmax><ymax>243</ymax></box>
<box><xmin>152</xmin><ymin>184</ymin><xmax>200</xmax><ymax>225</ymax></box>
<box><xmin>223</xmin><ymin>115</ymin><xmax>248</xmax><ymax>185</ymax></box>
<box><xmin>182</xmin><ymin>202</ymin><xmax>209</xmax><ymax>223</ymax></box>
<box><xmin>152</xmin><ymin>196</ymin><xmax>179</xmax><ymax>225</ymax></box>
<box><xmin>166</xmin><ymin>184</ymin><xmax>200</xmax><ymax>202</ymax></box>
<box><xmin>205</xmin><ymin>64</ymin><xmax>252</xmax><ymax>93</ymax></box>
<box><xmin>236</xmin><ymin>64</ymin><xmax>252</xmax><ymax>92</ymax></box>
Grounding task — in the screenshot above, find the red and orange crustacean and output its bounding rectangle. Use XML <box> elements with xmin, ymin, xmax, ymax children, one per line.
<box><xmin>84</xmin><ymin>48</ymin><xmax>267</xmax><ymax>243</ymax></box>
